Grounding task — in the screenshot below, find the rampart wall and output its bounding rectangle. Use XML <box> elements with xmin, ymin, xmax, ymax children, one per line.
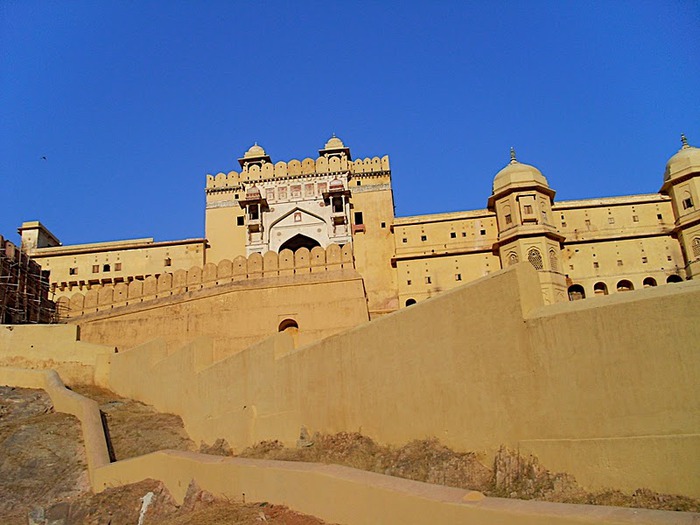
<box><xmin>206</xmin><ymin>155</ymin><xmax>390</xmax><ymax>189</ymax></box>
<box><xmin>61</xmin><ymin>245</ymin><xmax>368</xmax><ymax>357</ymax></box>
<box><xmin>98</xmin><ymin>264</ymin><xmax>700</xmax><ymax>499</ymax></box>
<box><xmin>0</xmin><ymin>363</ymin><xmax>691</xmax><ymax>524</ymax></box>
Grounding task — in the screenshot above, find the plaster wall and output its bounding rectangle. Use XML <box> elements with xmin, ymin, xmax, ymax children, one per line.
<box><xmin>74</xmin><ymin>269</ymin><xmax>369</xmax><ymax>358</ymax></box>
<box><xmin>0</xmin><ymin>324</ymin><xmax>114</xmax><ymax>384</ymax></box>
<box><xmin>101</xmin><ymin>263</ymin><xmax>700</xmax><ymax>498</ymax></box>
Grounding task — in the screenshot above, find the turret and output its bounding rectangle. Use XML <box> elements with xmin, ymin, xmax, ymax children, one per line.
<box><xmin>487</xmin><ymin>148</ymin><xmax>566</xmax><ymax>303</ymax></box>
<box><xmin>660</xmin><ymin>134</ymin><xmax>700</xmax><ymax>278</ymax></box>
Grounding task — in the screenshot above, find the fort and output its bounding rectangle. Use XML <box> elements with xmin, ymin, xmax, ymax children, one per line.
<box><xmin>1</xmin><ymin>135</ymin><xmax>699</xmax><ymax>524</ymax></box>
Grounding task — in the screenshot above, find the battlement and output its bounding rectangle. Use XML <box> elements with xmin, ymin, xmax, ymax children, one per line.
<box><xmin>59</xmin><ymin>244</ymin><xmax>355</xmax><ymax>318</ymax></box>
<box><xmin>205</xmin><ymin>155</ymin><xmax>390</xmax><ymax>191</ymax></box>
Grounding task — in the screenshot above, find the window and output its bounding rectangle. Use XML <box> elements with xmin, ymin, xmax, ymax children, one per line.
<box><xmin>381</xmin><ymin>222</ymin><xmax>386</xmax><ymax>228</ymax></box>
<box><xmin>234</xmin><ymin>193</ymin><xmax>240</xmax><ymax>200</ymax></box>
<box><xmin>523</xmin><ymin>205</ymin><xmax>533</xmax><ymax>214</ymax></box>
<box><xmin>278</xmin><ymin>187</ymin><xmax>287</xmax><ymax>200</ymax></box>
<box><xmin>266</xmin><ymin>189</ymin><xmax>275</xmax><ymax>201</ymax></box>
<box><xmin>92</xmin><ymin>265</ymin><xmax>99</xmax><ymax>273</ymax></box>
<box><xmin>568</xmin><ymin>284</ymin><xmax>585</xmax><ymax>301</ymax></box>
<box><xmin>278</xmin><ymin>318</ymin><xmax>299</xmax><ymax>332</ymax></box>
<box><xmin>617</xmin><ymin>259</ymin><xmax>623</xmax><ymax>266</ymax></box>
<box><xmin>69</xmin><ymin>267</ymin><xmax>78</xmax><ymax>275</ymax></box>
<box><xmin>402</xmin><ymin>238</ymin><xmax>407</xmax><ymax>243</ymax></box>
<box><xmin>115</xmin><ymin>263</ymin><xmax>122</xmax><ymax>271</ymax></box>
<box><xmin>657</xmin><ymin>213</ymin><xmax>663</xmax><ymax>220</ymax></box>
<box><xmin>103</xmin><ymin>264</ymin><xmax>111</xmax><ymax>272</ymax></box>
<box><xmin>682</xmin><ymin>196</ymin><xmax>694</xmax><ymax>210</ymax></box>
<box><xmin>332</xmin><ymin>197</ymin><xmax>343</xmax><ymax>213</ymax></box>
<box><xmin>450</xmin><ymin>232</ymin><xmax>456</xmax><ymax>238</ymax></box>
<box><xmin>356</xmin><ymin>180</ymin><xmax>362</xmax><ymax>186</ymax></box>
<box><xmin>608</xmin><ymin>217</ymin><xmax>615</xmax><ymax>224</ymax></box>
<box><xmin>562</xmin><ymin>222</ymin><xmax>567</xmax><ymax>227</ymax></box>
<box><xmin>641</xmin><ymin>256</ymin><xmax>648</xmax><ymax>264</ymax></box>
<box><xmin>237</xmin><ymin>216</ymin><xmax>245</xmax><ymax>226</ymax></box>
<box><xmin>462</xmin><ymin>232</ymin><xmax>467</xmax><ymax>237</ymax></box>
<box><xmin>667</xmin><ymin>274</ymin><xmax>683</xmax><ymax>283</ymax></box>
<box><xmin>667</xmin><ymin>255</ymin><xmax>672</xmax><ymax>261</ymax></box>
<box><xmin>593</xmin><ymin>261</ymin><xmax>599</xmax><ymax>269</ymax></box>
<box><xmin>405</xmin><ymin>298</ymin><xmax>416</xmax><ymax>306</ymax></box>
<box><xmin>507</xmin><ymin>252</ymin><xmax>519</xmax><ymax>266</ymax></box>
<box><xmin>407</xmin><ymin>280</ymin><xmax>412</xmax><ymax>285</ymax></box>
<box><xmin>633</xmin><ymin>215</ymin><xmax>639</xmax><ymax>222</ymax></box>
<box><xmin>294</xmin><ymin>212</ymin><xmax>302</xmax><ymax>222</ymax></box>
<box><xmin>480</xmin><ymin>229</ymin><xmax>486</xmax><ymax>235</ymax></box>
<box><xmin>593</xmin><ymin>282</ymin><xmax>608</xmax><ymax>295</ymax></box>
<box><xmin>164</xmin><ymin>258</ymin><xmax>172</xmax><ymax>267</ymax></box>
<box><xmin>549</xmin><ymin>249</ymin><xmax>558</xmax><ymax>271</ymax></box>
<box><xmin>528</xmin><ymin>249</ymin><xmax>543</xmax><ymax>270</ymax></box>
<box><xmin>455</xmin><ymin>273</ymin><xmax>462</xmax><ymax>281</ymax></box>
<box><xmin>643</xmin><ymin>277</ymin><xmax>657</xmax><ymax>287</ymax></box>
<box><xmin>317</xmin><ymin>182</ymin><xmax>327</xmax><ymax>194</ymax></box>
<box><xmin>249</xmin><ymin>204</ymin><xmax>259</xmax><ymax>220</ymax></box>
<box><xmin>617</xmin><ymin>280</ymin><xmax>634</xmax><ymax>291</ymax></box>
<box><xmin>305</xmin><ymin>183</ymin><xmax>314</xmax><ymax>197</ymax></box>
<box><xmin>420</xmin><ymin>235</ymin><xmax>427</xmax><ymax>242</ymax></box>
<box><xmin>354</xmin><ymin>212</ymin><xmax>364</xmax><ymax>225</ymax></box>
<box><xmin>693</xmin><ymin>237</ymin><xmax>700</xmax><ymax>258</ymax></box>
<box><xmin>425</xmin><ymin>276</ymin><xmax>431</xmax><ymax>284</ymax></box>
<box><xmin>585</xmin><ymin>219</ymin><xmax>591</xmax><ymax>226</ymax></box>
<box><xmin>291</xmin><ymin>185</ymin><xmax>301</xmax><ymax>198</ymax></box>
<box><xmin>504</xmin><ymin>214</ymin><xmax>512</xmax><ymax>224</ymax></box>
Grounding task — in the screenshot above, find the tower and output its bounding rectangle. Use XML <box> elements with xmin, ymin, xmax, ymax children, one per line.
<box><xmin>660</xmin><ymin>134</ymin><xmax>700</xmax><ymax>279</ymax></box>
<box><xmin>487</xmin><ymin>148</ymin><xmax>567</xmax><ymax>303</ymax></box>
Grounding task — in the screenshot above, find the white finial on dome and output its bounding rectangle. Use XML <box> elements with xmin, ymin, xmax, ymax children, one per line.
<box><xmin>510</xmin><ymin>147</ymin><xmax>517</xmax><ymax>164</ymax></box>
<box><xmin>681</xmin><ymin>134</ymin><xmax>690</xmax><ymax>149</ymax></box>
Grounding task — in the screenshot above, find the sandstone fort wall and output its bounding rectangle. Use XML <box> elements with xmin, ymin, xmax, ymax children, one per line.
<box><xmin>97</xmin><ymin>264</ymin><xmax>699</xmax><ymax>499</ymax></box>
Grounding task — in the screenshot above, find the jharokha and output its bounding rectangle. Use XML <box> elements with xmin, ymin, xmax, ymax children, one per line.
<box><xmin>19</xmin><ymin>134</ymin><xmax>700</xmax><ymax>316</ymax></box>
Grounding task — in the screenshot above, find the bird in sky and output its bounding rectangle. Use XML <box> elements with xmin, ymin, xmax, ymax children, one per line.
<box><xmin>40</xmin><ymin>156</ymin><xmax>47</xmax><ymax>160</ymax></box>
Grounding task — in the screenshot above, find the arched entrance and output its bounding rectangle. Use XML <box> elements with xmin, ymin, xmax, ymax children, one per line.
<box><xmin>405</xmin><ymin>298</ymin><xmax>416</xmax><ymax>307</ymax></box>
<box><xmin>666</xmin><ymin>274</ymin><xmax>683</xmax><ymax>283</ymax></box>
<box><xmin>279</xmin><ymin>234</ymin><xmax>321</xmax><ymax>253</ymax></box>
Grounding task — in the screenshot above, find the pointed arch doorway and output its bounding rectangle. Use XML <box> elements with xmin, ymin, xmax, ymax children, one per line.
<box><xmin>279</xmin><ymin>234</ymin><xmax>321</xmax><ymax>252</ymax></box>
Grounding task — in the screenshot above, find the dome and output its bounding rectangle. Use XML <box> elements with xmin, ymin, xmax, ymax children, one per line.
<box><xmin>664</xmin><ymin>135</ymin><xmax>700</xmax><ymax>183</ymax></box>
<box><xmin>329</xmin><ymin>178</ymin><xmax>344</xmax><ymax>190</ymax></box>
<box><xmin>243</xmin><ymin>143</ymin><xmax>266</xmax><ymax>158</ymax></box>
<box><xmin>245</xmin><ymin>185</ymin><xmax>261</xmax><ymax>200</ymax></box>
<box><xmin>492</xmin><ymin>148</ymin><xmax>549</xmax><ymax>194</ymax></box>
<box><xmin>324</xmin><ymin>135</ymin><xmax>345</xmax><ymax>150</ymax></box>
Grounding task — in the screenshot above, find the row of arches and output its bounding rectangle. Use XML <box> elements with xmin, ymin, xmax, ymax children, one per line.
<box><xmin>568</xmin><ymin>274</ymin><xmax>683</xmax><ymax>300</ymax></box>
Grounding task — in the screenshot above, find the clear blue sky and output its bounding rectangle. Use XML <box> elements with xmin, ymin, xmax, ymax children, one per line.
<box><xmin>1</xmin><ymin>1</ymin><xmax>698</xmax><ymax>245</ymax></box>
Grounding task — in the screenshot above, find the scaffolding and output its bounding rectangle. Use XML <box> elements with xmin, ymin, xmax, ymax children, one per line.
<box><xmin>0</xmin><ymin>234</ymin><xmax>58</xmax><ymax>324</ymax></box>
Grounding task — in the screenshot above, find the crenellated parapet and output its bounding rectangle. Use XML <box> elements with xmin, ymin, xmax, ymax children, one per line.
<box><xmin>205</xmin><ymin>155</ymin><xmax>390</xmax><ymax>192</ymax></box>
<box><xmin>59</xmin><ymin>244</ymin><xmax>354</xmax><ymax>318</ymax></box>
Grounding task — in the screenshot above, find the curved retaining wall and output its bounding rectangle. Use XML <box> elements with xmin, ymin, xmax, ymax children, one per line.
<box><xmin>0</xmin><ymin>365</ymin><xmax>695</xmax><ymax>524</ymax></box>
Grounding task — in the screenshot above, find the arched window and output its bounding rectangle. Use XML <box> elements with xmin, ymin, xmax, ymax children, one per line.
<box><xmin>549</xmin><ymin>249</ymin><xmax>558</xmax><ymax>272</ymax></box>
<box><xmin>278</xmin><ymin>318</ymin><xmax>299</xmax><ymax>332</ymax></box>
<box><xmin>643</xmin><ymin>277</ymin><xmax>657</xmax><ymax>287</ymax></box>
<box><xmin>617</xmin><ymin>280</ymin><xmax>634</xmax><ymax>292</ymax></box>
<box><xmin>568</xmin><ymin>284</ymin><xmax>585</xmax><ymax>301</ymax></box>
<box><xmin>666</xmin><ymin>274</ymin><xmax>683</xmax><ymax>283</ymax></box>
<box><xmin>507</xmin><ymin>252</ymin><xmax>519</xmax><ymax>266</ymax></box>
<box><xmin>593</xmin><ymin>282</ymin><xmax>608</xmax><ymax>295</ymax></box>
<box><xmin>405</xmin><ymin>298</ymin><xmax>416</xmax><ymax>307</ymax></box>
<box><xmin>693</xmin><ymin>237</ymin><xmax>700</xmax><ymax>259</ymax></box>
<box><xmin>528</xmin><ymin>248</ymin><xmax>543</xmax><ymax>270</ymax></box>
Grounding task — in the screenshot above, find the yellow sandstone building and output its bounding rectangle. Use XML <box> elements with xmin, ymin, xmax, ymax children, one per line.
<box><xmin>20</xmin><ymin>134</ymin><xmax>700</xmax><ymax>316</ymax></box>
<box><xmin>3</xmin><ymin>134</ymin><xmax>700</xmax><ymax>522</ymax></box>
